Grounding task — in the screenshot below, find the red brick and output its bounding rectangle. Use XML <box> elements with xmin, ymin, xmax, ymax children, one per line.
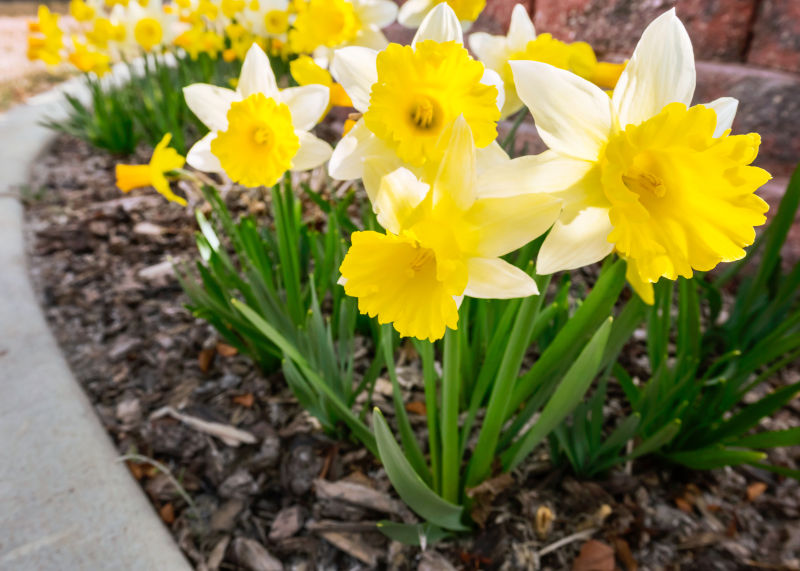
<box><xmin>532</xmin><ymin>0</ymin><xmax>757</xmax><ymax>61</ymax></box>
<box><xmin>694</xmin><ymin>61</ymin><xmax>800</xmax><ymax>179</ymax></box>
<box><xmin>747</xmin><ymin>0</ymin><xmax>800</xmax><ymax>73</ymax></box>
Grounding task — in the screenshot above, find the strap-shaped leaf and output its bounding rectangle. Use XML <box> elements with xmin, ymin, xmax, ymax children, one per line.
<box><xmin>502</xmin><ymin>317</ymin><xmax>613</xmax><ymax>471</ymax></box>
<box><xmin>735</xmin><ymin>427</ymin><xmax>800</xmax><ymax>449</ymax></box>
<box><xmin>373</xmin><ymin>409</ymin><xmax>468</xmax><ymax>531</ymax></box>
<box><xmin>664</xmin><ymin>446</ymin><xmax>766</xmax><ymax>470</ymax></box>
<box><xmin>376</xmin><ymin>521</ymin><xmax>450</xmax><ymax>547</ymax></box>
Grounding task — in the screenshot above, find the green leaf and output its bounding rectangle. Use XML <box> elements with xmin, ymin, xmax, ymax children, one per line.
<box><xmin>627</xmin><ymin>418</ymin><xmax>681</xmax><ymax>460</ymax></box>
<box><xmin>502</xmin><ymin>317</ymin><xmax>613</xmax><ymax>472</ymax></box>
<box><xmin>376</xmin><ymin>521</ymin><xmax>450</xmax><ymax>547</ymax></box>
<box><xmin>735</xmin><ymin>427</ymin><xmax>800</xmax><ymax>449</ymax></box>
<box><xmin>381</xmin><ymin>326</ymin><xmax>431</xmax><ymax>484</ymax></box>
<box><xmin>372</xmin><ymin>409</ymin><xmax>468</xmax><ymax>531</ymax></box>
<box><xmin>664</xmin><ymin>446</ymin><xmax>766</xmax><ymax>470</ymax></box>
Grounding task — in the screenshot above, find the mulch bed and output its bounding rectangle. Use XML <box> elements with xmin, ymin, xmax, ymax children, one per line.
<box><xmin>23</xmin><ymin>134</ymin><xmax>800</xmax><ymax>570</ymax></box>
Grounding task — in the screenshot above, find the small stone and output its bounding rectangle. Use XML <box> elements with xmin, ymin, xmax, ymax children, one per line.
<box><xmin>138</xmin><ymin>260</ymin><xmax>174</xmax><ymax>282</ymax></box>
<box><xmin>115</xmin><ymin>397</ymin><xmax>142</xmax><ymax>431</ymax></box>
<box><xmin>133</xmin><ymin>221</ymin><xmax>166</xmax><ymax>236</ymax></box>
<box><xmin>231</xmin><ymin>537</ymin><xmax>283</xmax><ymax>571</ymax></box>
<box><xmin>269</xmin><ymin>506</ymin><xmax>305</xmax><ymax>541</ymax></box>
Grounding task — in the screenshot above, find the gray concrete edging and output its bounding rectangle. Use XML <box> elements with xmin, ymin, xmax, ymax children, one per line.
<box><xmin>0</xmin><ymin>76</ymin><xmax>192</xmax><ymax>570</ymax></box>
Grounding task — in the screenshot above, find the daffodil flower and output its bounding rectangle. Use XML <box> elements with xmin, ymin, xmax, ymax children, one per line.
<box><xmin>469</xmin><ymin>3</ymin><xmax>625</xmax><ymax>118</ymax></box>
<box><xmin>339</xmin><ymin>117</ymin><xmax>561</xmax><ymax>341</ymax></box>
<box><xmin>398</xmin><ymin>0</ymin><xmax>484</xmax><ymax>30</ymax></box>
<box><xmin>116</xmin><ymin>133</ymin><xmax>187</xmax><ymax>205</ymax></box>
<box><xmin>289</xmin><ymin>0</ymin><xmax>398</xmax><ymax>58</ymax></box>
<box><xmin>510</xmin><ymin>9</ymin><xmax>771</xmax><ymax>303</ymax></box>
<box><xmin>114</xmin><ymin>0</ymin><xmax>178</xmax><ymax>54</ymax></box>
<box><xmin>328</xmin><ymin>3</ymin><xmax>505</xmax><ymax>194</ymax></box>
<box><xmin>183</xmin><ymin>43</ymin><xmax>333</xmax><ymax>188</ymax></box>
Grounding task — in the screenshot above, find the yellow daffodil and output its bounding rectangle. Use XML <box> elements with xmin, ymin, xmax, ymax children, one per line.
<box><xmin>68</xmin><ymin>36</ymin><xmax>112</xmax><ymax>75</ymax></box>
<box><xmin>174</xmin><ymin>25</ymin><xmax>224</xmax><ymax>59</ymax></box>
<box><xmin>237</xmin><ymin>0</ymin><xmax>289</xmax><ymax>41</ymax></box>
<box><xmin>469</xmin><ymin>4</ymin><xmax>625</xmax><ymax>118</ymax></box>
<box><xmin>510</xmin><ymin>9</ymin><xmax>770</xmax><ymax>303</ymax></box>
<box><xmin>339</xmin><ymin>117</ymin><xmax>561</xmax><ymax>341</ymax></box>
<box><xmin>183</xmin><ymin>43</ymin><xmax>332</xmax><ymax>188</ymax></box>
<box><xmin>116</xmin><ymin>133</ymin><xmax>187</xmax><ymax>205</ymax></box>
<box><xmin>398</xmin><ymin>0</ymin><xmax>484</xmax><ymax>30</ymax></box>
<box><xmin>329</xmin><ymin>3</ymin><xmax>504</xmax><ymax>193</ymax></box>
<box><xmin>114</xmin><ymin>0</ymin><xmax>177</xmax><ymax>55</ymax></box>
<box><xmin>69</xmin><ymin>0</ymin><xmax>96</xmax><ymax>22</ymax></box>
<box><xmin>290</xmin><ymin>55</ymin><xmax>353</xmax><ymax>112</ymax></box>
<box><xmin>27</xmin><ymin>6</ymin><xmax>63</xmax><ymax>65</ymax></box>
<box><xmin>288</xmin><ymin>0</ymin><xmax>397</xmax><ymax>57</ymax></box>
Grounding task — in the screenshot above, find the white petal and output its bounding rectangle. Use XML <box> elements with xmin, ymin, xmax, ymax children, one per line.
<box><xmin>186</xmin><ymin>132</ymin><xmax>223</xmax><ymax>173</ymax></box>
<box><xmin>183</xmin><ymin>84</ymin><xmax>239</xmax><ymax>131</ymax></box>
<box><xmin>433</xmin><ymin>116</ymin><xmax>476</xmax><ymax>210</ymax></box>
<box><xmin>511</xmin><ymin>61</ymin><xmax>613</xmax><ymax>161</ymax></box>
<box><xmin>412</xmin><ymin>2</ymin><xmax>462</xmax><ymax>47</ymax></box>
<box><xmin>466</xmin><ymin>193</ymin><xmax>562</xmax><ymax>257</ymax></box>
<box><xmin>328</xmin><ymin>118</ymin><xmax>396</xmax><ymax>181</ymax></box>
<box><xmin>705</xmin><ymin>96</ymin><xmax>738</xmax><ymax>137</ymax></box>
<box><xmin>280</xmin><ymin>85</ymin><xmax>329</xmax><ymax>131</ymax></box>
<box><xmin>468</xmin><ymin>33</ymin><xmax>507</xmax><ymax>71</ymax></box>
<box><xmin>612</xmin><ymin>9</ymin><xmax>695</xmax><ymax>127</ymax></box>
<box><xmin>475</xmin><ymin>141</ymin><xmax>510</xmax><ymax>172</ymax></box>
<box><xmin>292</xmin><ymin>132</ymin><xmax>333</xmax><ymax>171</ymax></box>
<box><xmin>330</xmin><ymin>46</ymin><xmax>378</xmax><ymax>113</ymax></box>
<box><xmin>238</xmin><ymin>43</ymin><xmax>279</xmax><ymax>98</ymax></box>
<box><xmin>356</xmin><ymin>0</ymin><xmax>398</xmax><ymax>28</ymax></box>
<box><xmin>537</xmin><ymin>207</ymin><xmax>614</xmax><ymax>274</ymax></box>
<box><xmin>464</xmin><ymin>258</ymin><xmax>539</xmax><ymax>299</ymax></box>
<box><xmin>478</xmin><ymin>151</ymin><xmax>595</xmax><ymax>199</ymax></box>
<box><xmin>507</xmin><ymin>4</ymin><xmax>536</xmax><ymax>48</ymax></box>
<box><xmin>353</xmin><ymin>26</ymin><xmax>390</xmax><ymax>50</ymax></box>
<box><xmin>361</xmin><ymin>154</ymin><xmax>407</xmax><ymax>202</ymax></box>
<box><xmin>481</xmin><ymin>68</ymin><xmax>505</xmax><ymax>113</ymax></box>
<box><xmin>398</xmin><ymin>0</ymin><xmax>434</xmax><ymax>29</ymax></box>
<box><xmin>371</xmin><ymin>167</ymin><xmax>430</xmax><ymax>234</ymax></box>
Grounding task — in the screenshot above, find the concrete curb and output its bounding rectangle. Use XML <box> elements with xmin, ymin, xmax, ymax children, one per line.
<box><xmin>0</xmin><ymin>79</ymin><xmax>191</xmax><ymax>570</ymax></box>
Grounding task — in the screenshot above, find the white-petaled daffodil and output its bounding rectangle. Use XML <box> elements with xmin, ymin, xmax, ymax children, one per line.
<box><xmin>338</xmin><ymin>116</ymin><xmax>561</xmax><ymax>342</ymax></box>
<box><xmin>398</xmin><ymin>0</ymin><xmax>484</xmax><ymax>30</ymax></box>
<box><xmin>328</xmin><ymin>2</ymin><xmax>505</xmax><ymax>194</ymax></box>
<box><xmin>469</xmin><ymin>3</ymin><xmax>625</xmax><ymax>118</ymax></box>
<box><xmin>510</xmin><ymin>9</ymin><xmax>770</xmax><ymax>303</ymax></box>
<box><xmin>183</xmin><ymin>42</ymin><xmax>333</xmax><ymax>188</ymax></box>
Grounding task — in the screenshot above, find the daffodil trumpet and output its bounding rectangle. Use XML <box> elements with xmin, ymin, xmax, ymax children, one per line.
<box><xmin>510</xmin><ymin>9</ymin><xmax>770</xmax><ymax>303</ymax></box>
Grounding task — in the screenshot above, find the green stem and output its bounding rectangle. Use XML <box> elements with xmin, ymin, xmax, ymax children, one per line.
<box><xmin>441</xmin><ymin>328</ymin><xmax>461</xmax><ymax>504</ymax></box>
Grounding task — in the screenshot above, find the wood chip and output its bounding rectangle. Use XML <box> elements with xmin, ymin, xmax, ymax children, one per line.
<box><xmin>747</xmin><ymin>482</ymin><xmax>768</xmax><ymax>502</ymax></box>
<box><xmin>405</xmin><ymin>401</ymin><xmax>427</xmax><ymax>415</ymax></box>
<box><xmin>572</xmin><ymin>539</ymin><xmax>615</xmax><ymax>571</ymax></box>
<box><xmin>233</xmin><ymin>393</ymin><xmax>255</xmax><ymax>408</ymax></box>
<box><xmin>159</xmin><ymin>502</ymin><xmax>175</xmax><ymax>524</ymax></box>
<box><xmin>231</xmin><ymin>537</ymin><xmax>283</xmax><ymax>571</ymax></box>
<box><xmin>318</xmin><ymin>530</ymin><xmax>381</xmax><ymax>567</ymax></box>
<box><xmin>217</xmin><ymin>342</ymin><xmax>239</xmax><ymax>357</ymax></box>
<box><xmin>150</xmin><ymin>406</ymin><xmax>257</xmax><ymax>447</ymax></box>
<box><xmin>206</xmin><ymin>536</ymin><xmax>230</xmax><ymax>571</ymax></box>
<box><xmin>314</xmin><ymin>478</ymin><xmax>404</xmax><ymax>516</ymax></box>
<box><xmin>269</xmin><ymin>506</ymin><xmax>304</xmax><ymax>541</ymax></box>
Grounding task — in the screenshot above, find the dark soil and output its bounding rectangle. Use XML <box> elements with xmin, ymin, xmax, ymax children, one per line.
<box><xmin>24</xmin><ymin>134</ymin><xmax>800</xmax><ymax>570</ymax></box>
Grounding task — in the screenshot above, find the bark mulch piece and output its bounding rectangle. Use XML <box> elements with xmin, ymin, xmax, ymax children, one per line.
<box><xmin>24</xmin><ymin>134</ymin><xmax>800</xmax><ymax>570</ymax></box>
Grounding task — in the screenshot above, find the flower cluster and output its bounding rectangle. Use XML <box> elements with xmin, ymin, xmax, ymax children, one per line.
<box><xmin>114</xmin><ymin>3</ymin><xmax>770</xmax><ymax>341</ymax></box>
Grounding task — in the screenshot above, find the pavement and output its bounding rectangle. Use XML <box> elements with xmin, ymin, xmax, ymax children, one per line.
<box><xmin>0</xmin><ymin>79</ymin><xmax>191</xmax><ymax>570</ymax></box>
